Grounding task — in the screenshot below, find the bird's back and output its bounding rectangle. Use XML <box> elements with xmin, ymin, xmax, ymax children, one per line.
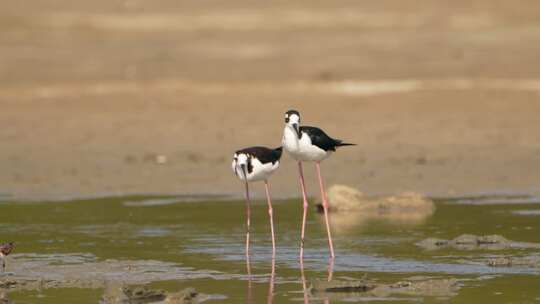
<box><xmin>236</xmin><ymin>146</ymin><xmax>282</xmax><ymax>164</ymax></box>
<box><xmin>233</xmin><ymin>146</ymin><xmax>282</xmax><ymax>182</ymax></box>
<box><xmin>300</xmin><ymin>126</ymin><xmax>340</xmax><ymax>152</ymax></box>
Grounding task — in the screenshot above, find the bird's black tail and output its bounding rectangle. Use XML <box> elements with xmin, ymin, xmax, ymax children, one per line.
<box><xmin>274</xmin><ymin>146</ymin><xmax>283</xmax><ymax>159</ymax></box>
<box><xmin>335</xmin><ymin>140</ymin><xmax>355</xmax><ymax>147</ymax></box>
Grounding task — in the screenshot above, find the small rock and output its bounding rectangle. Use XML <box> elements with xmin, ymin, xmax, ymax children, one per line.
<box><xmin>124</xmin><ymin>155</ymin><xmax>138</xmax><ymax>164</ymax></box>
<box><xmin>415</xmin><ymin>157</ymin><xmax>427</xmax><ymax>165</ymax></box>
<box><xmin>155</xmin><ymin>155</ymin><xmax>167</xmax><ymax>165</ymax></box>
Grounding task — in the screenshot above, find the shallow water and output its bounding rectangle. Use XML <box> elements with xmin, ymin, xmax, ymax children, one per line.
<box><xmin>0</xmin><ymin>195</ymin><xmax>540</xmax><ymax>303</ymax></box>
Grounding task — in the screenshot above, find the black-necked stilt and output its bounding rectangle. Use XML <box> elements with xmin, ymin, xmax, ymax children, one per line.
<box><xmin>282</xmin><ymin>110</ymin><xmax>355</xmax><ymax>259</ymax></box>
<box><xmin>0</xmin><ymin>242</ymin><xmax>14</xmax><ymax>272</ymax></box>
<box><xmin>232</xmin><ymin>146</ymin><xmax>283</xmax><ymax>257</ymax></box>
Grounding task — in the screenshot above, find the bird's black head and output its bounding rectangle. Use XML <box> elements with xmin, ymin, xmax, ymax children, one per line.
<box><xmin>284</xmin><ymin>109</ymin><xmax>300</xmax><ymax>123</ymax></box>
<box><xmin>284</xmin><ymin>110</ymin><xmax>301</xmax><ymax>138</ymax></box>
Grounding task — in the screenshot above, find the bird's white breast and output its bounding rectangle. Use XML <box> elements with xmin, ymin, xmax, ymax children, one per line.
<box><xmin>283</xmin><ymin>126</ymin><xmax>330</xmax><ymax>162</ymax></box>
<box><xmin>233</xmin><ymin>156</ymin><xmax>279</xmax><ymax>182</ymax></box>
<box><xmin>298</xmin><ymin>133</ymin><xmax>331</xmax><ymax>161</ymax></box>
<box><xmin>282</xmin><ymin>126</ymin><xmax>301</xmax><ymax>159</ymax></box>
<box><xmin>249</xmin><ymin>158</ymin><xmax>279</xmax><ymax>182</ymax></box>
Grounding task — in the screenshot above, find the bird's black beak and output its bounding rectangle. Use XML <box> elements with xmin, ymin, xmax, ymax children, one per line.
<box><xmin>293</xmin><ymin>123</ymin><xmax>300</xmax><ymax>139</ymax></box>
<box><xmin>241</xmin><ymin>164</ymin><xmax>247</xmax><ymax>179</ymax></box>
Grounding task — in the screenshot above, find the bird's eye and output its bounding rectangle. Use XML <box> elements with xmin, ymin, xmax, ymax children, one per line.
<box><xmin>285</xmin><ymin>117</ymin><xmax>289</xmax><ymax>123</ymax></box>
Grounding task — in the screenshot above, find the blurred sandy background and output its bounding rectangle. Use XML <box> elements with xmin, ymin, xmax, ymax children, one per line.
<box><xmin>1</xmin><ymin>0</ymin><xmax>540</xmax><ymax>200</ymax></box>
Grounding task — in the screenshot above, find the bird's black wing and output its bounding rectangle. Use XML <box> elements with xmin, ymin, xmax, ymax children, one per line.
<box><xmin>236</xmin><ymin>146</ymin><xmax>283</xmax><ymax>165</ymax></box>
<box><xmin>300</xmin><ymin>126</ymin><xmax>342</xmax><ymax>151</ymax></box>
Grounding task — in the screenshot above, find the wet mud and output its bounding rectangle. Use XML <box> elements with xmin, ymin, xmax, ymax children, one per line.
<box><xmin>416</xmin><ymin>234</ymin><xmax>540</xmax><ymax>251</ymax></box>
<box><xmin>1</xmin><ymin>196</ymin><xmax>540</xmax><ymax>302</ymax></box>
<box><xmin>0</xmin><ymin>254</ymin><xmax>224</xmax><ymax>292</ymax></box>
<box><xmin>311</xmin><ymin>276</ymin><xmax>460</xmax><ymax>300</ymax></box>
<box><xmin>102</xmin><ymin>285</ymin><xmax>206</xmax><ymax>304</ymax></box>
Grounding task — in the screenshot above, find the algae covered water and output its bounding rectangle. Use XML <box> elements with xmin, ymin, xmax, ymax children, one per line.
<box><xmin>1</xmin><ymin>195</ymin><xmax>540</xmax><ymax>303</ymax></box>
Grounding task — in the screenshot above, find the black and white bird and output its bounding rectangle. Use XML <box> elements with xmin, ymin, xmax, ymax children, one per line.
<box><xmin>0</xmin><ymin>242</ymin><xmax>14</xmax><ymax>273</ymax></box>
<box><xmin>282</xmin><ymin>110</ymin><xmax>354</xmax><ymax>259</ymax></box>
<box><xmin>232</xmin><ymin>146</ymin><xmax>283</xmax><ymax>257</ymax></box>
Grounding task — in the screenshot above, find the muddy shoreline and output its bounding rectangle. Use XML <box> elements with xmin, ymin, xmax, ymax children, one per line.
<box><xmin>1</xmin><ymin>196</ymin><xmax>540</xmax><ymax>302</ymax></box>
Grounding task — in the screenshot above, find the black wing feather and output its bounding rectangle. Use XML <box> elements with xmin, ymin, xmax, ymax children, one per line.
<box><xmin>300</xmin><ymin>126</ymin><xmax>354</xmax><ymax>151</ymax></box>
<box><xmin>235</xmin><ymin>146</ymin><xmax>283</xmax><ymax>165</ymax></box>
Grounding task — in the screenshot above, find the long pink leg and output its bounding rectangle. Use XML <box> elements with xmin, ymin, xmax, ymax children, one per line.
<box><xmin>315</xmin><ymin>162</ymin><xmax>335</xmax><ymax>259</ymax></box>
<box><xmin>297</xmin><ymin>161</ymin><xmax>309</xmax><ymax>260</ymax></box>
<box><xmin>327</xmin><ymin>257</ymin><xmax>335</xmax><ymax>281</ymax></box>
<box><xmin>264</xmin><ymin>180</ymin><xmax>276</xmax><ymax>257</ymax></box>
<box><xmin>244</xmin><ymin>180</ymin><xmax>251</xmax><ymax>259</ymax></box>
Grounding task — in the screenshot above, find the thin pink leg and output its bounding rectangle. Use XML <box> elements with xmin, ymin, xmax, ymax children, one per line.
<box><xmin>297</xmin><ymin>161</ymin><xmax>309</xmax><ymax>260</ymax></box>
<box><xmin>244</xmin><ymin>181</ymin><xmax>251</xmax><ymax>259</ymax></box>
<box><xmin>264</xmin><ymin>180</ymin><xmax>276</xmax><ymax>257</ymax></box>
<box><xmin>315</xmin><ymin>162</ymin><xmax>335</xmax><ymax>259</ymax></box>
<box><xmin>327</xmin><ymin>257</ymin><xmax>335</xmax><ymax>282</ymax></box>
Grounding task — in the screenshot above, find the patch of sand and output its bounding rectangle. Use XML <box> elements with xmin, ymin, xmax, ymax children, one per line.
<box><xmin>321</xmin><ymin>184</ymin><xmax>434</xmax><ymax>233</ymax></box>
<box><xmin>1</xmin><ymin>0</ymin><xmax>540</xmax><ymax>200</ymax></box>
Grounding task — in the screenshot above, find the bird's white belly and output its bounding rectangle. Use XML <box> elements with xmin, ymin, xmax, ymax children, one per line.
<box><xmin>249</xmin><ymin>159</ymin><xmax>278</xmax><ymax>182</ymax></box>
<box><xmin>283</xmin><ymin>127</ymin><xmax>330</xmax><ymax>162</ymax></box>
<box><xmin>297</xmin><ymin>135</ymin><xmax>330</xmax><ymax>161</ymax></box>
<box><xmin>236</xmin><ymin>158</ymin><xmax>278</xmax><ymax>182</ymax></box>
<box><xmin>282</xmin><ymin>127</ymin><xmax>302</xmax><ymax>160</ymax></box>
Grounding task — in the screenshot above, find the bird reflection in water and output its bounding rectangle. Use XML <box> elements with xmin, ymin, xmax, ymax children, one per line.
<box><xmin>246</xmin><ymin>256</ymin><xmax>253</xmax><ymax>304</ymax></box>
<box><xmin>300</xmin><ymin>258</ymin><xmax>335</xmax><ymax>304</ymax></box>
<box><xmin>267</xmin><ymin>258</ymin><xmax>275</xmax><ymax>304</ymax></box>
<box><xmin>245</xmin><ymin>257</ymin><xmax>276</xmax><ymax>304</ymax></box>
<box><xmin>300</xmin><ymin>259</ymin><xmax>309</xmax><ymax>304</ymax></box>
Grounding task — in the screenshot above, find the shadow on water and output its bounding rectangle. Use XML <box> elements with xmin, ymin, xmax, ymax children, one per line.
<box><xmin>0</xmin><ymin>195</ymin><xmax>540</xmax><ymax>302</ymax></box>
